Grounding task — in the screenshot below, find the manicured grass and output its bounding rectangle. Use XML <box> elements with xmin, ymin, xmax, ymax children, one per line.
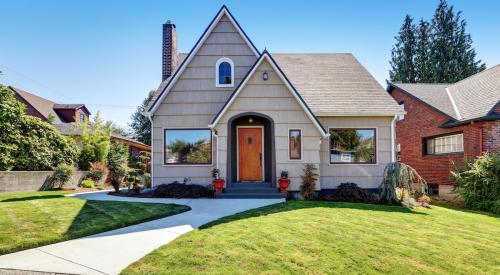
<box><xmin>123</xmin><ymin>201</ymin><xmax>500</xmax><ymax>274</ymax></box>
<box><xmin>0</xmin><ymin>191</ymin><xmax>190</xmax><ymax>255</ymax></box>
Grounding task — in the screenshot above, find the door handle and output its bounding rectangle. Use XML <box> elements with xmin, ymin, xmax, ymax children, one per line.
<box><xmin>259</xmin><ymin>153</ymin><xmax>262</xmax><ymax>166</ymax></box>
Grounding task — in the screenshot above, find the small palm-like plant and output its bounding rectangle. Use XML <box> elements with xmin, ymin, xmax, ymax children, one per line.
<box><xmin>379</xmin><ymin>162</ymin><xmax>427</xmax><ymax>205</ymax></box>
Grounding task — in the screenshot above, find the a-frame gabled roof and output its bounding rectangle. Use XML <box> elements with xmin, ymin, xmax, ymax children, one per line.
<box><xmin>147</xmin><ymin>5</ymin><xmax>260</xmax><ymax>114</ymax></box>
<box><xmin>209</xmin><ymin>50</ymin><xmax>328</xmax><ymax>137</ymax></box>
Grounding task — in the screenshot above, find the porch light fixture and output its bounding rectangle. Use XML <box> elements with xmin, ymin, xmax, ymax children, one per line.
<box><xmin>248</xmin><ymin>117</ymin><xmax>253</xmax><ymax>123</ymax></box>
<box><xmin>263</xmin><ymin>71</ymin><xmax>269</xmax><ymax>81</ymax></box>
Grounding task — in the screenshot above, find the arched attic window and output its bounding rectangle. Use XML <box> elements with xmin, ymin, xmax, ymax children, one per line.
<box><xmin>216</xmin><ymin>57</ymin><xmax>234</xmax><ymax>87</ymax></box>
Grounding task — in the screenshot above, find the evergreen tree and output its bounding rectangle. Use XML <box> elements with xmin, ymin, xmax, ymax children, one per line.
<box><xmin>429</xmin><ymin>0</ymin><xmax>485</xmax><ymax>82</ymax></box>
<box><xmin>389</xmin><ymin>15</ymin><xmax>417</xmax><ymax>83</ymax></box>
<box><xmin>414</xmin><ymin>19</ymin><xmax>433</xmax><ymax>82</ymax></box>
<box><xmin>129</xmin><ymin>90</ymin><xmax>154</xmax><ymax>145</ymax></box>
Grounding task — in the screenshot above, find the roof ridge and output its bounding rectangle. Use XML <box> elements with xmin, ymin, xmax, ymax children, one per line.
<box><xmin>394</xmin><ymin>82</ymin><xmax>450</xmax><ymax>86</ymax></box>
<box><xmin>448</xmin><ymin>64</ymin><xmax>500</xmax><ymax>89</ymax></box>
<box><xmin>272</xmin><ymin>52</ymin><xmax>353</xmax><ymax>55</ymax></box>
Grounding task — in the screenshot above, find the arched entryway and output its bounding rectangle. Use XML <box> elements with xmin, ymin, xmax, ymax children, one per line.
<box><xmin>226</xmin><ymin>112</ymin><xmax>275</xmax><ymax>187</ymax></box>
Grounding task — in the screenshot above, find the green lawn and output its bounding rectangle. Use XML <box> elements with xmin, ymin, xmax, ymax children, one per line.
<box><xmin>0</xmin><ymin>191</ymin><xmax>190</xmax><ymax>255</ymax></box>
<box><xmin>123</xmin><ymin>201</ymin><xmax>500</xmax><ymax>275</ymax></box>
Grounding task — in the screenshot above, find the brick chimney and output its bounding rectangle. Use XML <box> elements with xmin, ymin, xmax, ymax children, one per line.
<box><xmin>162</xmin><ymin>20</ymin><xmax>178</xmax><ymax>81</ymax></box>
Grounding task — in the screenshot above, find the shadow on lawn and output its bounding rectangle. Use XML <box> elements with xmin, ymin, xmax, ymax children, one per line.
<box><xmin>200</xmin><ymin>201</ymin><xmax>427</xmax><ymax>229</ymax></box>
<box><xmin>0</xmin><ymin>194</ymin><xmax>65</xmax><ymax>202</ymax></box>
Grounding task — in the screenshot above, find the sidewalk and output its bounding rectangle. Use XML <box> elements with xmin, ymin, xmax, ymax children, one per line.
<box><xmin>0</xmin><ymin>191</ymin><xmax>284</xmax><ymax>275</ymax></box>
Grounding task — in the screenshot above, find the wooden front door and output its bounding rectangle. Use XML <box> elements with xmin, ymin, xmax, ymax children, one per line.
<box><xmin>238</xmin><ymin>127</ymin><xmax>263</xmax><ymax>181</ymax></box>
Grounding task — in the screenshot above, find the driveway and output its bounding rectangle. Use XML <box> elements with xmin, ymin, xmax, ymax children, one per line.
<box><xmin>0</xmin><ymin>191</ymin><xmax>284</xmax><ymax>275</ymax></box>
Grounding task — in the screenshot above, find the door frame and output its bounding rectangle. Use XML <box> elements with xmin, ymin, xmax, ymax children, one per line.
<box><xmin>236</xmin><ymin>125</ymin><xmax>265</xmax><ymax>182</ymax></box>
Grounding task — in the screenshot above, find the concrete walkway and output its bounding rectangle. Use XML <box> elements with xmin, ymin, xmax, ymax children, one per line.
<box><xmin>0</xmin><ymin>191</ymin><xmax>284</xmax><ymax>275</ymax></box>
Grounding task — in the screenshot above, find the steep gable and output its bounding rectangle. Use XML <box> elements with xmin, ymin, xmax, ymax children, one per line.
<box><xmin>147</xmin><ymin>6</ymin><xmax>259</xmax><ymax>115</ymax></box>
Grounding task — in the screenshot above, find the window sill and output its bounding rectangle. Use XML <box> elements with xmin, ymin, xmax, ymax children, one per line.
<box><xmin>423</xmin><ymin>153</ymin><xmax>464</xmax><ymax>157</ymax></box>
<box><xmin>216</xmin><ymin>84</ymin><xmax>234</xmax><ymax>88</ymax></box>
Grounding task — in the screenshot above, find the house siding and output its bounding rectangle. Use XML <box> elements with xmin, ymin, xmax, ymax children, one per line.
<box><xmin>215</xmin><ymin>59</ymin><xmax>322</xmax><ymax>190</ymax></box>
<box><xmin>318</xmin><ymin>116</ymin><xmax>393</xmax><ymax>189</ymax></box>
<box><xmin>390</xmin><ymin>87</ymin><xmax>484</xmax><ymax>187</ymax></box>
<box><xmin>151</xmin><ymin>14</ymin><xmax>258</xmax><ymax>186</ymax></box>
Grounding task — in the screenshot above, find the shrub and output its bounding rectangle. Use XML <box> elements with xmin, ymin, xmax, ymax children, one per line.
<box><xmin>152</xmin><ymin>183</ymin><xmax>213</xmax><ymax>198</ymax></box>
<box><xmin>0</xmin><ymin>84</ymin><xmax>24</xmax><ymax>170</ymax></box>
<box><xmin>108</xmin><ymin>141</ymin><xmax>129</xmax><ymax>192</ymax></box>
<box><xmin>300</xmin><ymin>164</ymin><xmax>318</xmax><ymax>200</ymax></box>
<box><xmin>379</xmin><ymin>162</ymin><xmax>427</xmax><ymax>205</ymax></box>
<box><xmin>143</xmin><ymin>173</ymin><xmax>151</xmax><ymax>189</ymax></box>
<box><xmin>451</xmin><ymin>153</ymin><xmax>500</xmax><ymax>214</ymax></box>
<box><xmin>52</xmin><ymin>164</ymin><xmax>75</xmax><ymax>188</ymax></box>
<box><xmin>80</xmin><ymin>179</ymin><xmax>95</xmax><ymax>189</ymax></box>
<box><xmin>87</xmin><ymin>162</ymin><xmax>108</xmax><ymax>182</ymax></box>
<box><xmin>211</xmin><ymin>168</ymin><xmax>220</xmax><ymax>180</ymax></box>
<box><xmin>369</xmin><ymin>193</ymin><xmax>381</xmax><ymax>203</ymax></box>
<box><xmin>331</xmin><ymin>183</ymin><xmax>368</xmax><ymax>203</ymax></box>
<box><xmin>280</xmin><ymin>170</ymin><xmax>288</xmax><ymax>179</ymax></box>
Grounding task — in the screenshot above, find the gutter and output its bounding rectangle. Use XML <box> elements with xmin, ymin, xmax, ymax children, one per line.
<box><xmin>211</xmin><ymin>129</ymin><xmax>219</xmax><ymax>171</ymax></box>
<box><xmin>391</xmin><ymin>115</ymin><xmax>397</xmax><ymax>162</ymax></box>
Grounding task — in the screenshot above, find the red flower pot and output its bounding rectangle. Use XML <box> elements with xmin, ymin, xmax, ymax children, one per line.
<box><xmin>213</xmin><ymin>179</ymin><xmax>225</xmax><ymax>194</ymax></box>
<box><xmin>278</xmin><ymin>178</ymin><xmax>290</xmax><ymax>193</ymax></box>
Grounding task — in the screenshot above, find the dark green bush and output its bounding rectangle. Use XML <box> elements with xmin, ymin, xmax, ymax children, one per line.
<box><xmin>108</xmin><ymin>141</ymin><xmax>129</xmax><ymax>192</ymax></box>
<box><xmin>300</xmin><ymin>164</ymin><xmax>318</xmax><ymax>200</ymax></box>
<box><xmin>331</xmin><ymin>183</ymin><xmax>368</xmax><ymax>203</ymax></box>
<box><xmin>451</xmin><ymin>153</ymin><xmax>500</xmax><ymax>214</ymax></box>
<box><xmin>52</xmin><ymin>164</ymin><xmax>75</xmax><ymax>188</ymax></box>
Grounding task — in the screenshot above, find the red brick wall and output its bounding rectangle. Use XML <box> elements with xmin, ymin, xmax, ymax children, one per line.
<box><xmin>390</xmin><ymin>88</ymin><xmax>483</xmax><ymax>186</ymax></box>
<box><xmin>481</xmin><ymin>120</ymin><xmax>500</xmax><ymax>154</ymax></box>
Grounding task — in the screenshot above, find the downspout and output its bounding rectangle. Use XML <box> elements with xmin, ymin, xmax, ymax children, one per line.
<box><xmin>144</xmin><ymin>112</ymin><xmax>154</xmax><ymax>188</ymax></box>
<box><xmin>391</xmin><ymin>115</ymin><xmax>397</xmax><ymax>162</ymax></box>
<box><xmin>211</xmin><ymin>129</ymin><xmax>219</xmax><ymax>170</ymax></box>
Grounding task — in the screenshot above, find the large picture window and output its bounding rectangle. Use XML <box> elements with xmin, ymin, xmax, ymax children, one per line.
<box><xmin>164</xmin><ymin>129</ymin><xmax>212</xmax><ymax>165</ymax></box>
<box><xmin>424</xmin><ymin>133</ymin><xmax>463</xmax><ymax>155</ymax></box>
<box><xmin>288</xmin><ymin>129</ymin><xmax>302</xmax><ymax>160</ymax></box>
<box><xmin>329</xmin><ymin>128</ymin><xmax>376</xmax><ymax>164</ymax></box>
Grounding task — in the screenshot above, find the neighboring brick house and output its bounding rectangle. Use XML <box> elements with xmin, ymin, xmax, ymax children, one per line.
<box><xmin>387</xmin><ymin>65</ymin><xmax>500</xmax><ymax>197</ymax></box>
<box><xmin>11</xmin><ymin>86</ymin><xmax>90</xmax><ymax>123</ymax></box>
<box><xmin>10</xmin><ymin>86</ymin><xmax>151</xmax><ymax>155</ymax></box>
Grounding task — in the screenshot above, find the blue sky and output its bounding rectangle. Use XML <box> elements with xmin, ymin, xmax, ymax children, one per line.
<box><xmin>1</xmin><ymin>0</ymin><xmax>499</xmax><ymax>128</ymax></box>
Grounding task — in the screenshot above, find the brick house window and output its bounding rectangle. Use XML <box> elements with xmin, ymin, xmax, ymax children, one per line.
<box><xmin>424</xmin><ymin>133</ymin><xmax>463</xmax><ymax>155</ymax></box>
<box><xmin>329</xmin><ymin>128</ymin><xmax>376</xmax><ymax>164</ymax></box>
<box><xmin>397</xmin><ymin>102</ymin><xmax>405</xmax><ymax>120</ymax></box>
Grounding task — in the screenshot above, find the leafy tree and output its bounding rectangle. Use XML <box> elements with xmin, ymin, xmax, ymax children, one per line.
<box><xmin>1</xmin><ymin>84</ymin><xmax>77</xmax><ymax>170</ymax></box>
<box><xmin>0</xmin><ymin>84</ymin><xmax>23</xmax><ymax>170</ymax></box>
<box><xmin>78</xmin><ymin>112</ymin><xmax>111</xmax><ymax>170</ymax></box>
<box><xmin>15</xmin><ymin>116</ymin><xmax>78</xmax><ymax>170</ymax></box>
<box><xmin>389</xmin><ymin>15</ymin><xmax>416</xmax><ymax>83</ymax></box>
<box><xmin>129</xmin><ymin>90</ymin><xmax>154</xmax><ymax>145</ymax></box>
<box><xmin>389</xmin><ymin>0</ymin><xmax>485</xmax><ymax>83</ymax></box>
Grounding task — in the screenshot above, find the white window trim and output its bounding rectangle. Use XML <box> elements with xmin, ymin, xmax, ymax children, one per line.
<box><xmin>162</xmin><ymin>127</ymin><xmax>214</xmax><ymax>167</ymax></box>
<box><xmin>288</xmin><ymin>128</ymin><xmax>303</xmax><ymax>162</ymax></box>
<box><xmin>327</xmin><ymin>127</ymin><xmax>378</xmax><ymax>166</ymax></box>
<box><xmin>215</xmin><ymin>57</ymin><xmax>234</xmax><ymax>88</ymax></box>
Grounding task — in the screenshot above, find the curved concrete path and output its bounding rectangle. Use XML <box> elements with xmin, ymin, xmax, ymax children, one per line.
<box><xmin>0</xmin><ymin>191</ymin><xmax>284</xmax><ymax>275</ymax></box>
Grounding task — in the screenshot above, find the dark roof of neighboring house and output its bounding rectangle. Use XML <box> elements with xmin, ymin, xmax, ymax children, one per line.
<box><xmin>148</xmin><ymin>52</ymin><xmax>403</xmax><ymax>116</ymax></box>
<box><xmin>388</xmin><ymin>64</ymin><xmax>500</xmax><ymax>124</ymax></box>
<box><xmin>10</xmin><ymin>86</ymin><xmax>91</xmax><ymax>122</ymax></box>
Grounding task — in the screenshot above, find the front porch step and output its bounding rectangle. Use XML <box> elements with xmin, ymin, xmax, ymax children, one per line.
<box><xmin>215</xmin><ymin>192</ymin><xmax>286</xmax><ymax>199</ymax></box>
<box><xmin>215</xmin><ymin>182</ymin><xmax>286</xmax><ymax>199</ymax></box>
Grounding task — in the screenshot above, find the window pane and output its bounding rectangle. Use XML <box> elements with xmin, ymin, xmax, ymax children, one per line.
<box><xmin>425</xmin><ymin>133</ymin><xmax>464</xmax><ymax>155</ymax></box>
<box><xmin>289</xmin><ymin>129</ymin><xmax>302</xmax><ymax>160</ymax></box>
<box><xmin>218</xmin><ymin>62</ymin><xmax>232</xmax><ymax>84</ymax></box>
<box><xmin>329</xmin><ymin>129</ymin><xmax>375</xmax><ymax>163</ymax></box>
<box><xmin>164</xmin><ymin>129</ymin><xmax>212</xmax><ymax>164</ymax></box>
<box><xmin>397</xmin><ymin>103</ymin><xmax>405</xmax><ymax>120</ymax></box>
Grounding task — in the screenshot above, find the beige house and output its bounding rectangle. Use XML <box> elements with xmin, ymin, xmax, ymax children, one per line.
<box><xmin>145</xmin><ymin>6</ymin><xmax>403</xmax><ymax>197</ymax></box>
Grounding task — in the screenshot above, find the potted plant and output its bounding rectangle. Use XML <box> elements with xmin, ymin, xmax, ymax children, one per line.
<box><xmin>211</xmin><ymin>168</ymin><xmax>224</xmax><ymax>193</ymax></box>
<box><xmin>278</xmin><ymin>170</ymin><xmax>290</xmax><ymax>193</ymax></box>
